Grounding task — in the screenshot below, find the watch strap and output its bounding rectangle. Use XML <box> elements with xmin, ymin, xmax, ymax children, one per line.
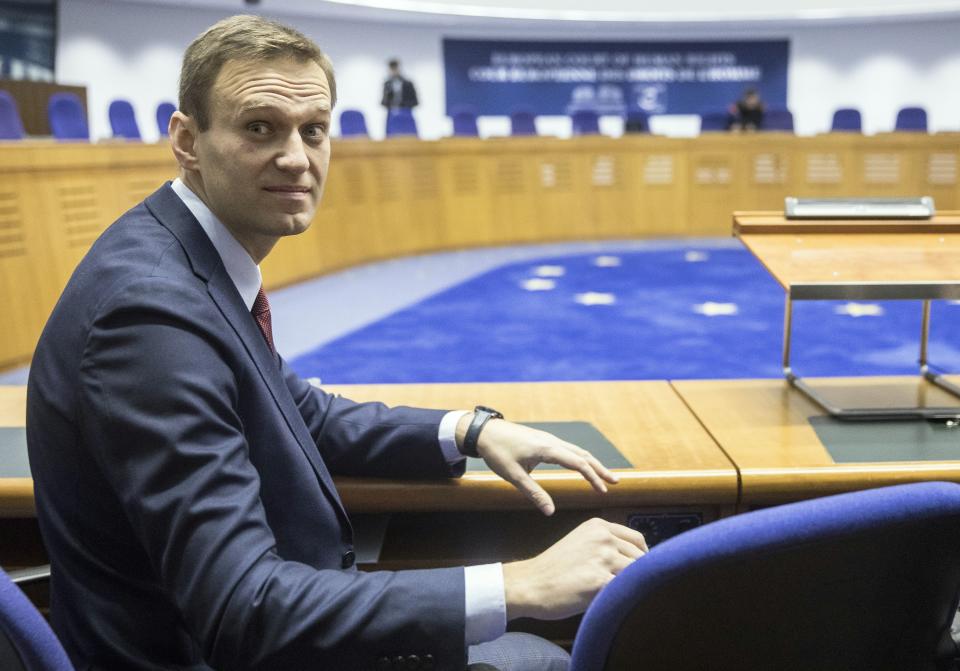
<box><xmin>460</xmin><ymin>405</ymin><xmax>504</xmax><ymax>458</ymax></box>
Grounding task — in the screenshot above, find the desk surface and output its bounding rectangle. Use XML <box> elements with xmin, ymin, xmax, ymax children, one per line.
<box><xmin>673</xmin><ymin>376</ymin><xmax>960</xmax><ymax>506</ymax></box>
<box><xmin>0</xmin><ymin>382</ymin><xmax>738</xmax><ymax>516</ymax></box>
<box><xmin>734</xmin><ymin>212</ymin><xmax>960</xmax><ymax>300</ymax></box>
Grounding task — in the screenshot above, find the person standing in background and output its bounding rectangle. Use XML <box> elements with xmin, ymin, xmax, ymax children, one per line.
<box><xmin>381</xmin><ymin>58</ymin><xmax>419</xmax><ymax>110</ymax></box>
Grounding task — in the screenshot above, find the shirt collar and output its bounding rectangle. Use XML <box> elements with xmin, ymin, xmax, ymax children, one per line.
<box><xmin>170</xmin><ymin>178</ymin><xmax>262</xmax><ymax>311</ymax></box>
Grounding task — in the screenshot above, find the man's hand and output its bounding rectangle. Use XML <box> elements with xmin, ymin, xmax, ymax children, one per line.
<box><xmin>456</xmin><ymin>415</ymin><xmax>619</xmax><ymax>516</ymax></box>
<box><xmin>503</xmin><ymin>518</ymin><xmax>648</xmax><ymax>621</ymax></box>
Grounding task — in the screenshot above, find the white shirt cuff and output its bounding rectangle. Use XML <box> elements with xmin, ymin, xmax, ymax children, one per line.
<box><xmin>464</xmin><ymin>563</ymin><xmax>507</xmax><ymax>646</ymax></box>
<box><xmin>438</xmin><ymin>410</ymin><xmax>470</xmax><ymax>465</ymax></box>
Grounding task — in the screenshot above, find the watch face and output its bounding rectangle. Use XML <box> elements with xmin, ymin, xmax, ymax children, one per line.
<box><xmin>475</xmin><ymin>405</ymin><xmax>504</xmax><ymax>419</ymax></box>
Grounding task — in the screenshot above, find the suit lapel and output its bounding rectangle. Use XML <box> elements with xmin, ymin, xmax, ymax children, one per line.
<box><xmin>144</xmin><ymin>184</ymin><xmax>349</xmax><ymax>521</ymax></box>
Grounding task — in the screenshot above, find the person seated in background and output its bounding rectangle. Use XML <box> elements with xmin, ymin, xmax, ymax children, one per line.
<box><xmin>26</xmin><ymin>14</ymin><xmax>648</xmax><ymax>671</ymax></box>
<box><xmin>729</xmin><ymin>87</ymin><xmax>766</xmax><ymax>131</ymax></box>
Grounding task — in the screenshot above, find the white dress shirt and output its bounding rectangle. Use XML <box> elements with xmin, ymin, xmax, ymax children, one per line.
<box><xmin>170</xmin><ymin>179</ymin><xmax>506</xmax><ymax>645</ymax></box>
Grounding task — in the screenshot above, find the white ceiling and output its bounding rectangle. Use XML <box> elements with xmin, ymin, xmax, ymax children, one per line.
<box><xmin>109</xmin><ymin>0</ymin><xmax>960</xmax><ymax>26</ymax></box>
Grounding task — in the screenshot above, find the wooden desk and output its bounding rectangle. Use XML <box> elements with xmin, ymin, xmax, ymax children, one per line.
<box><xmin>324</xmin><ymin>381</ymin><xmax>736</xmax><ymax>513</ymax></box>
<box><xmin>673</xmin><ymin>377</ymin><xmax>960</xmax><ymax>508</ymax></box>
<box><xmin>734</xmin><ymin>212</ymin><xmax>960</xmax><ymax>418</ymax></box>
<box><xmin>0</xmin><ymin>386</ymin><xmax>30</xmax><ymax>516</ymax></box>
<box><xmin>734</xmin><ymin>212</ymin><xmax>960</xmax><ymax>300</ymax></box>
<box><xmin>0</xmin><ymin>382</ymin><xmax>737</xmax><ymax>570</ymax></box>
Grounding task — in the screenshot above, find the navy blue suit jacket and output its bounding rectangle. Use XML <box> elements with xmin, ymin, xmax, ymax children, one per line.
<box><xmin>27</xmin><ymin>184</ymin><xmax>468</xmax><ymax>670</ymax></box>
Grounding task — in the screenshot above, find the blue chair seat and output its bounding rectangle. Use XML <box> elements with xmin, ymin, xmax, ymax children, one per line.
<box><xmin>510</xmin><ymin>110</ymin><xmax>537</xmax><ymax>136</ymax></box>
<box><xmin>0</xmin><ymin>91</ymin><xmax>25</xmax><ymax>140</ymax></box>
<box><xmin>831</xmin><ymin>107</ymin><xmax>862</xmax><ymax>132</ymax></box>
<box><xmin>48</xmin><ymin>93</ymin><xmax>89</xmax><ymax>141</ymax></box>
<box><xmin>339</xmin><ymin>109</ymin><xmax>369</xmax><ymax>138</ymax></box>
<box><xmin>0</xmin><ymin>567</ymin><xmax>73</xmax><ymax>670</ymax></box>
<box><xmin>571</xmin><ymin>482</ymin><xmax>960</xmax><ymax>671</ymax></box>
<box><xmin>896</xmin><ymin>106</ymin><xmax>928</xmax><ymax>132</ymax></box>
<box><xmin>108</xmin><ymin>99</ymin><xmax>141</xmax><ymax>140</ymax></box>
<box><xmin>571</xmin><ymin>110</ymin><xmax>600</xmax><ymax>136</ymax></box>
<box><xmin>155</xmin><ymin>102</ymin><xmax>176</xmax><ymax>138</ymax></box>
<box><xmin>385</xmin><ymin>108</ymin><xmax>417</xmax><ymax>138</ymax></box>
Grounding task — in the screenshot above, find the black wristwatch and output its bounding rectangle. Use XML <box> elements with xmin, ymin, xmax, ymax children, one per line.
<box><xmin>460</xmin><ymin>405</ymin><xmax>504</xmax><ymax>458</ymax></box>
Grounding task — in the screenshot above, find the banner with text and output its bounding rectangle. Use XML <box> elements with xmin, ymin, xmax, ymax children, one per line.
<box><xmin>443</xmin><ymin>39</ymin><xmax>788</xmax><ymax>116</ymax></box>
<box><xmin>0</xmin><ymin>0</ymin><xmax>57</xmax><ymax>80</ymax></box>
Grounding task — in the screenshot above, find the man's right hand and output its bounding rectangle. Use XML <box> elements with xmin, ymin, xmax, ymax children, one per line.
<box><xmin>502</xmin><ymin>518</ymin><xmax>648</xmax><ymax>621</ymax></box>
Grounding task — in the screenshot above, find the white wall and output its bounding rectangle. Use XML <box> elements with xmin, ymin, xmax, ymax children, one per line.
<box><xmin>58</xmin><ymin>0</ymin><xmax>960</xmax><ymax>142</ymax></box>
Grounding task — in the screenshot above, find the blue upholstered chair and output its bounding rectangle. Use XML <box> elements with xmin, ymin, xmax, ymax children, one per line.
<box><xmin>451</xmin><ymin>107</ymin><xmax>479</xmax><ymax>137</ymax></box>
<box><xmin>896</xmin><ymin>106</ymin><xmax>928</xmax><ymax>132</ymax></box>
<box><xmin>623</xmin><ymin>111</ymin><xmax>649</xmax><ymax>134</ymax></box>
<box><xmin>570</xmin><ymin>481</ymin><xmax>960</xmax><ymax>671</ymax></box>
<box><xmin>0</xmin><ymin>91</ymin><xmax>25</xmax><ymax>140</ymax></box>
<box><xmin>0</xmin><ymin>566</ymin><xmax>73</xmax><ymax>670</ymax></box>
<box><xmin>338</xmin><ymin>109</ymin><xmax>369</xmax><ymax>138</ymax></box>
<box><xmin>155</xmin><ymin>101</ymin><xmax>175</xmax><ymax>137</ymax></box>
<box><xmin>510</xmin><ymin>110</ymin><xmax>537</xmax><ymax>136</ymax></box>
<box><xmin>699</xmin><ymin>109</ymin><xmax>730</xmax><ymax>132</ymax></box>
<box><xmin>385</xmin><ymin>108</ymin><xmax>418</xmax><ymax>138</ymax></box>
<box><xmin>108</xmin><ymin>99</ymin><xmax>141</xmax><ymax>140</ymax></box>
<box><xmin>571</xmin><ymin>110</ymin><xmax>600</xmax><ymax>136</ymax></box>
<box><xmin>831</xmin><ymin>107</ymin><xmax>862</xmax><ymax>132</ymax></box>
<box><xmin>47</xmin><ymin>93</ymin><xmax>89</xmax><ymax>141</ymax></box>
<box><xmin>762</xmin><ymin>106</ymin><xmax>794</xmax><ymax>131</ymax></box>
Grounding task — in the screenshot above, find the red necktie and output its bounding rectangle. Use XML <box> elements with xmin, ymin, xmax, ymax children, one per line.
<box><xmin>251</xmin><ymin>286</ymin><xmax>275</xmax><ymax>354</ymax></box>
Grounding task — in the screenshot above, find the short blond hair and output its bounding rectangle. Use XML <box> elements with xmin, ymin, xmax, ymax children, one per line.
<box><xmin>179</xmin><ymin>14</ymin><xmax>337</xmax><ymax>130</ymax></box>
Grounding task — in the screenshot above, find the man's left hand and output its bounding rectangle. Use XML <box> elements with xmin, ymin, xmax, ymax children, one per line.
<box><xmin>457</xmin><ymin>416</ymin><xmax>619</xmax><ymax>516</ymax></box>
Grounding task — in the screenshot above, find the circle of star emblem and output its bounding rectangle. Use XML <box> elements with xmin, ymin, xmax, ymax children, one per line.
<box><xmin>592</xmin><ymin>256</ymin><xmax>622</xmax><ymax>267</ymax></box>
<box><xmin>533</xmin><ymin>265</ymin><xmax>566</xmax><ymax>277</ymax></box>
<box><xmin>575</xmin><ymin>292</ymin><xmax>616</xmax><ymax>306</ymax></box>
<box><xmin>521</xmin><ymin>278</ymin><xmax>556</xmax><ymax>291</ymax></box>
<box><xmin>693</xmin><ymin>302</ymin><xmax>739</xmax><ymax>316</ymax></box>
<box><xmin>834</xmin><ymin>302</ymin><xmax>884</xmax><ymax>318</ymax></box>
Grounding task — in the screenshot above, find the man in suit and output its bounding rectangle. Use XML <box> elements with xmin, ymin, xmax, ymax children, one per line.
<box><xmin>381</xmin><ymin>58</ymin><xmax>419</xmax><ymax>110</ymax></box>
<box><xmin>26</xmin><ymin>15</ymin><xmax>647</xmax><ymax>671</ymax></box>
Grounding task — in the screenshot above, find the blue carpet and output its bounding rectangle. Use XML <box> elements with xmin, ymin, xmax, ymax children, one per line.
<box><xmin>290</xmin><ymin>246</ymin><xmax>960</xmax><ymax>383</ymax></box>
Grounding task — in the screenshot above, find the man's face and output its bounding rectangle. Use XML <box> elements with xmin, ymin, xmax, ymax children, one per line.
<box><xmin>191</xmin><ymin>57</ymin><xmax>332</xmax><ymax>259</ymax></box>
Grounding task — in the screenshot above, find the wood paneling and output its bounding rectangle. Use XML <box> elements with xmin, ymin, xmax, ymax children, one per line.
<box><xmin>2</xmin><ymin>133</ymin><xmax>959</xmax><ymax>368</ymax></box>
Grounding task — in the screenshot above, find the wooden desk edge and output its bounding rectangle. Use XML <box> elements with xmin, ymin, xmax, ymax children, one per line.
<box><xmin>732</xmin><ymin>211</ymin><xmax>960</xmax><ymax>236</ymax></box>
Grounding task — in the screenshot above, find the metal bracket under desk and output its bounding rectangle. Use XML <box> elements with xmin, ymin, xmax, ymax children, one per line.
<box><xmin>781</xmin><ymin>290</ymin><xmax>960</xmax><ymax>420</ymax></box>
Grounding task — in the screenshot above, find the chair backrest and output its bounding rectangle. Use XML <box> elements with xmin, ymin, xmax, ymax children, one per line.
<box><xmin>571</xmin><ymin>482</ymin><xmax>960</xmax><ymax>671</ymax></box>
<box><xmin>155</xmin><ymin>101</ymin><xmax>176</xmax><ymax>137</ymax></box>
<box><xmin>762</xmin><ymin>106</ymin><xmax>794</xmax><ymax>131</ymax></box>
<box><xmin>0</xmin><ymin>568</ymin><xmax>73</xmax><ymax>670</ymax></box>
<box><xmin>338</xmin><ymin>109</ymin><xmax>369</xmax><ymax>138</ymax></box>
<box><xmin>47</xmin><ymin>93</ymin><xmax>89</xmax><ymax>141</ymax></box>
<box><xmin>510</xmin><ymin>110</ymin><xmax>537</xmax><ymax>136</ymax></box>
<box><xmin>0</xmin><ymin>91</ymin><xmax>25</xmax><ymax>140</ymax></box>
<box><xmin>385</xmin><ymin>108</ymin><xmax>418</xmax><ymax>138</ymax></box>
<box><xmin>831</xmin><ymin>107</ymin><xmax>862</xmax><ymax>132</ymax></box>
<box><xmin>451</xmin><ymin>108</ymin><xmax>479</xmax><ymax>138</ymax></box>
<box><xmin>699</xmin><ymin>109</ymin><xmax>730</xmax><ymax>132</ymax></box>
<box><xmin>108</xmin><ymin>99</ymin><xmax>141</xmax><ymax>140</ymax></box>
<box><xmin>896</xmin><ymin>106</ymin><xmax>928</xmax><ymax>132</ymax></box>
<box><xmin>571</xmin><ymin>110</ymin><xmax>600</xmax><ymax>136</ymax></box>
<box><xmin>623</xmin><ymin>111</ymin><xmax>649</xmax><ymax>134</ymax></box>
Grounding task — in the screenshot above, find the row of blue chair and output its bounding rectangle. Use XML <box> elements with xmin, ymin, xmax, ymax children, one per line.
<box><xmin>700</xmin><ymin>105</ymin><xmax>928</xmax><ymax>133</ymax></box>
<box><xmin>0</xmin><ymin>91</ymin><xmax>935</xmax><ymax>142</ymax></box>
<box><xmin>342</xmin><ymin>105</ymin><xmax>930</xmax><ymax>139</ymax></box>
<box><xmin>340</xmin><ymin>107</ymin><xmax>647</xmax><ymax>139</ymax></box>
<box><xmin>0</xmin><ymin>90</ymin><xmax>175</xmax><ymax>141</ymax></box>
<box><xmin>3</xmin><ymin>481</ymin><xmax>960</xmax><ymax>669</ymax></box>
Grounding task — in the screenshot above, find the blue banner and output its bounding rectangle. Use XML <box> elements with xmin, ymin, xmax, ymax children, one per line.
<box><xmin>0</xmin><ymin>0</ymin><xmax>57</xmax><ymax>80</ymax></box>
<box><xmin>443</xmin><ymin>39</ymin><xmax>788</xmax><ymax>116</ymax></box>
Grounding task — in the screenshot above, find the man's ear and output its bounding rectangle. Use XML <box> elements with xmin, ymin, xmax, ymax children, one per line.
<box><xmin>169</xmin><ymin>111</ymin><xmax>200</xmax><ymax>170</ymax></box>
